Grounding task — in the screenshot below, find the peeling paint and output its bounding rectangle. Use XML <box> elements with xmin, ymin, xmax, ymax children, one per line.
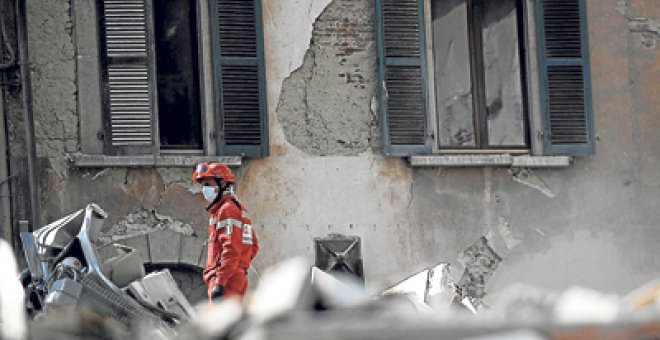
<box><xmin>510</xmin><ymin>168</ymin><xmax>555</xmax><ymax>198</ymax></box>
<box><xmin>615</xmin><ymin>1</ymin><xmax>659</xmax><ymax>49</ymax></box>
<box><xmin>100</xmin><ymin>208</ymin><xmax>194</xmax><ymax>244</ymax></box>
<box><xmin>456</xmin><ymin>236</ymin><xmax>502</xmax><ymax>304</ymax></box>
<box><xmin>277</xmin><ymin>0</ymin><xmax>378</xmax><ymax>156</ymax></box>
<box><xmin>628</xmin><ymin>17</ymin><xmax>659</xmax><ymax>48</ymax></box>
<box><xmin>156</xmin><ymin>167</ymin><xmax>200</xmax><ymax>193</ymax></box>
<box><xmin>486</xmin><ymin>216</ymin><xmax>522</xmax><ymax>258</ymax></box>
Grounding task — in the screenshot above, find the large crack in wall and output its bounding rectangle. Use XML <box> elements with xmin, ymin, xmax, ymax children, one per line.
<box><xmin>277</xmin><ymin>0</ymin><xmax>379</xmax><ymax>156</ymax></box>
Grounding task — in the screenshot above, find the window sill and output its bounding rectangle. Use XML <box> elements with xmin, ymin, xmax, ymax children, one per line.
<box><xmin>408</xmin><ymin>155</ymin><xmax>571</xmax><ymax>168</ymax></box>
<box><xmin>70</xmin><ymin>154</ymin><xmax>243</xmax><ymax>168</ymax></box>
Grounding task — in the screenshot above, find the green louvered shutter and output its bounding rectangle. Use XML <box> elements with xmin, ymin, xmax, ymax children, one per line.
<box><xmin>536</xmin><ymin>0</ymin><xmax>594</xmax><ymax>155</ymax></box>
<box><xmin>99</xmin><ymin>0</ymin><xmax>156</xmax><ymax>155</ymax></box>
<box><xmin>375</xmin><ymin>0</ymin><xmax>430</xmax><ymax>156</ymax></box>
<box><xmin>212</xmin><ymin>0</ymin><xmax>268</xmax><ymax>157</ymax></box>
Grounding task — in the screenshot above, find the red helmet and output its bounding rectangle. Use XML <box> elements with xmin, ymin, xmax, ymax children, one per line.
<box><xmin>192</xmin><ymin>162</ymin><xmax>235</xmax><ymax>184</ymax></box>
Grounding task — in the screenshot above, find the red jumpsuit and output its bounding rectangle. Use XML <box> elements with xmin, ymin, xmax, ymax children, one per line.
<box><xmin>203</xmin><ymin>194</ymin><xmax>259</xmax><ymax>300</ymax></box>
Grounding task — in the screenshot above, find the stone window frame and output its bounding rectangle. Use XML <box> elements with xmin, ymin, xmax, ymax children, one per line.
<box><xmin>72</xmin><ymin>0</ymin><xmax>266</xmax><ymax>168</ymax></box>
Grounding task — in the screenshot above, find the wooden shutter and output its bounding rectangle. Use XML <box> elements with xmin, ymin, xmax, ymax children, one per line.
<box><xmin>536</xmin><ymin>0</ymin><xmax>594</xmax><ymax>155</ymax></box>
<box><xmin>375</xmin><ymin>0</ymin><xmax>430</xmax><ymax>156</ymax></box>
<box><xmin>212</xmin><ymin>0</ymin><xmax>268</xmax><ymax>157</ymax></box>
<box><xmin>100</xmin><ymin>0</ymin><xmax>156</xmax><ymax>155</ymax></box>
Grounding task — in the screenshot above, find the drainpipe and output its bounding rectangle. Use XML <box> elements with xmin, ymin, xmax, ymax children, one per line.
<box><xmin>0</xmin><ymin>66</ymin><xmax>11</xmax><ymax>243</ymax></box>
<box><xmin>16</xmin><ymin>0</ymin><xmax>39</xmax><ymax>231</ymax></box>
<box><xmin>0</xmin><ymin>4</ymin><xmax>15</xmax><ymax>243</ymax></box>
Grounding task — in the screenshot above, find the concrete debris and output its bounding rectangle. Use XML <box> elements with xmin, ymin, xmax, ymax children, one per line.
<box><xmin>17</xmin><ymin>204</ymin><xmax>194</xmax><ymax>340</ymax></box>
<box><xmin>12</xmin><ymin>207</ymin><xmax>660</xmax><ymax>339</ymax></box>
<box><xmin>456</xmin><ymin>236</ymin><xmax>502</xmax><ymax>306</ymax></box>
<box><xmin>12</xmin><ymin>243</ymin><xmax>660</xmax><ymax>339</ymax></box>
<box><xmin>553</xmin><ymin>287</ymin><xmax>620</xmax><ymax>324</ymax></box>
<box><xmin>310</xmin><ymin>267</ymin><xmax>370</xmax><ymax>308</ymax></box>
<box><xmin>381</xmin><ymin>267</ymin><xmax>430</xmax><ymax>304</ymax></box>
<box><xmin>0</xmin><ymin>239</ymin><xmax>26</xmax><ymax>340</ymax></box>
<box><xmin>462</xmin><ymin>330</ymin><xmax>548</xmax><ymax>340</ymax></box>
<box><xmin>248</xmin><ymin>257</ymin><xmax>315</xmax><ymax>323</ymax></box>
<box><xmin>382</xmin><ymin>262</ymin><xmax>453</xmax><ymax>309</ymax></box>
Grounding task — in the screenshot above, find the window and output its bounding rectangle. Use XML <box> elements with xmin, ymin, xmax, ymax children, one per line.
<box><xmin>97</xmin><ymin>0</ymin><xmax>268</xmax><ymax>157</ymax></box>
<box><xmin>154</xmin><ymin>0</ymin><xmax>203</xmax><ymax>150</ymax></box>
<box><xmin>375</xmin><ymin>0</ymin><xmax>594</xmax><ymax>156</ymax></box>
<box><xmin>432</xmin><ymin>0</ymin><xmax>528</xmax><ymax>150</ymax></box>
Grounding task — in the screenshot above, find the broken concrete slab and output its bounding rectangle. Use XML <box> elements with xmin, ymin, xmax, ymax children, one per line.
<box><xmin>179</xmin><ymin>235</ymin><xmax>205</xmax><ymax>269</ymax></box>
<box><xmin>382</xmin><ymin>262</ymin><xmax>453</xmax><ymax>309</ymax></box>
<box><xmin>148</xmin><ymin>230</ymin><xmax>181</xmax><ymax>265</ymax></box>
<box><xmin>116</xmin><ymin>234</ymin><xmax>151</xmax><ymax>264</ymax></box>
<box><xmin>310</xmin><ymin>267</ymin><xmax>370</xmax><ymax>309</ymax></box>
<box><xmin>248</xmin><ymin>257</ymin><xmax>315</xmax><ymax>323</ymax></box>
<box><xmin>198</xmin><ymin>244</ymin><xmax>207</xmax><ymax>269</ymax></box>
<box><xmin>456</xmin><ymin>236</ymin><xmax>503</xmax><ymax>304</ymax></box>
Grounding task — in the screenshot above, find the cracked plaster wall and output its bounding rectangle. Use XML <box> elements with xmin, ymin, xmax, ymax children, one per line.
<box><xmin>277</xmin><ymin>0</ymin><xmax>378</xmax><ymax>155</ymax></box>
<box><xmin>7</xmin><ymin>0</ymin><xmax>660</xmax><ymax>296</ymax></box>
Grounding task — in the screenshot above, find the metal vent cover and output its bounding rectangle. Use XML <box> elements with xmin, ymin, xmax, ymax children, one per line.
<box><xmin>314</xmin><ymin>234</ymin><xmax>364</xmax><ymax>284</ymax></box>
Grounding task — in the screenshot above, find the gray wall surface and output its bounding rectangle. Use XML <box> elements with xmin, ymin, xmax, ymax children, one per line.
<box><xmin>7</xmin><ymin>0</ymin><xmax>660</xmax><ymax>296</ymax></box>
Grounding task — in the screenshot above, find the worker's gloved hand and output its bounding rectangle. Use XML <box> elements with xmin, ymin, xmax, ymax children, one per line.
<box><xmin>210</xmin><ymin>284</ymin><xmax>224</xmax><ymax>299</ymax></box>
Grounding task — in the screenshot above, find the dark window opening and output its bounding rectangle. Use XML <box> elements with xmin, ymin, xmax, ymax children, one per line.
<box><xmin>154</xmin><ymin>0</ymin><xmax>202</xmax><ymax>150</ymax></box>
<box><xmin>431</xmin><ymin>0</ymin><xmax>529</xmax><ymax>150</ymax></box>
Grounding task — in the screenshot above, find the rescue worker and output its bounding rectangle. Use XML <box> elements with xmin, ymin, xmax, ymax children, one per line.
<box><xmin>192</xmin><ymin>162</ymin><xmax>258</xmax><ymax>301</ymax></box>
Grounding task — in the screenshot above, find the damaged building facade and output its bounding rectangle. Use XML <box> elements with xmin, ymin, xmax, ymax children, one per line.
<box><xmin>0</xmin><ymin>0</ymin><xmax>658</xmax><ymax>300</ymax></box>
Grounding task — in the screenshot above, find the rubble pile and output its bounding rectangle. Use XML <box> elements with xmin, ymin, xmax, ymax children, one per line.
<box><xmin>4</xmin><ymin>206</ymin><xmax>660</xmax><ymax>339</ymax></box>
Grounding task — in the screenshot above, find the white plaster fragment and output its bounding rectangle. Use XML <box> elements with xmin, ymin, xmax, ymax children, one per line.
<box><xmin>616</xmin><ymin>0</ymin><xmax>627</xmax><ymax>16</ymax></box>
<box><xmin>486</xmin><ymin>217</ymin><xmax>521</xmax><ymax>258</ymax></box>
<box><xmin>498</xmin><ymin>217</ymin><xmax>521</xmax><ymax>250</ymax></box>
<box><xmin>510</xmin><ymin>168</ymin><xmax>555</xmax><ymax>198</ymax></box>
<box><xmin>534</xmin><ymin>227</ymin><xmax>547</xmax><ymax>237</ymax></box>
<box><xmin>0</xmin><ymin>239</ymin><xmax>26</xmax><ymax>340</ymax></box>
<box><xmin>91</xmin><ymin>168</ymin><xmax>109</xmax><ymax>180</ymax></box>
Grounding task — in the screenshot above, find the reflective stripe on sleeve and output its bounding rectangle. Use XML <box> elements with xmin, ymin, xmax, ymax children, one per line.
<box><xmin>216</xmin><ymin>218</ymin><xmax>243</xmax><ymax>235</ymax></box>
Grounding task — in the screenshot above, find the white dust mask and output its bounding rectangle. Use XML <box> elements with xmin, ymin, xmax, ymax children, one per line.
<box><xmin>202</xmin><ymin>186</ymin><xmax>218</xmax><ymax>202</ymax></box>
